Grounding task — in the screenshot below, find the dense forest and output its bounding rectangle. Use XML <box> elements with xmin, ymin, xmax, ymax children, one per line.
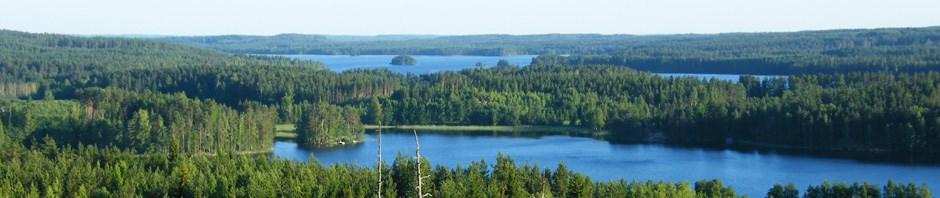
<box><xmin>0</xmin><ymin>142</ymin><xmax>930</xmax><ymax>197</ymax></box>
<box><xmin>390</xmin><ymin>55</ymin><xmax>417</xmax><ymax>66</ymax></box>
<box><xmin>0</xmin><ymin>88</ymin><xmax>275</xmax><ymax>154</ymax></box>
<box><xmin>0</xmin><ymin>29</ymin><xmax>323</xmax><ymax>99</ymax></box>
<box><xmin>355</xmin><ymin>66</ymin><xmax>940</xmax><ymax>157</ymax></box>
<box><xmin>1</xmin><ymin>29</ymin><xmax>938</xmax><ymax>196</ymax></box>
<box><xmin>526</xmin><ymin>27</ymin><xmax>940</xmax><ymax>74</ymax></box>
<box><xmin>296</xmin><ymin>102</ymin><xmax>365</xmax><ymax>147</ymax></box>
<box><xmin>159</xmin><ymin>27</ymin><xmax>940</xmax><ymax>74</ymax></box>
<box><xmin>4</xmin><ymin>29</ymin><xmax>940</xmax><ymax>156</ymax></box>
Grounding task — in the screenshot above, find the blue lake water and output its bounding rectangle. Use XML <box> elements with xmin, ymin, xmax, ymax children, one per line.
<box><xmin>279</xmin><ymin>54</ymin><xmax>785</xmax><ymax>81</ymax></box>
<box><xmin>273</xmin><ymin>130</ymin><xmax>940</xmax><ymax>197</ymax></box>
<box><xmin>280</xmin><ymin>54</ymin><xmax>536</xmax><ymax>74</ymax></box>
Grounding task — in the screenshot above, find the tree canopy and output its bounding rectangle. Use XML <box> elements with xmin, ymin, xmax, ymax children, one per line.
<box><xmin>390</xmin><ymin>55</ymin><xmax>417</xmax><ymax>66</ymax></box>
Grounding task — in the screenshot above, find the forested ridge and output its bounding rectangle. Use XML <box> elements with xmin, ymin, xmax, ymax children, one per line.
<box><xmin>0</xmin><ymin>29</ymin><xmax>323</xmax><ymax>99</ymax></box>
<box><xmin>0</xmin><ymin>29</ymin><xmax>938</xmax><ymax>196</ymax></box>
<box><xmin>353</xmin><ymin>66</ymin><xmax>940</xmax><ymax>157</ymax></box>
<box><xmin>1</xmin><ymin>88</ymin><xmax>275</xmax><ymax>154</ymax></box>
<box><xmin>159</xmin><ymin>27</ymin><xmax>940</xmax><ymax>74</ymax></box>
<box><xmin>528</xmin><ymin>27</ymin><xmax>940</xmax><ymax>74</ymax></box>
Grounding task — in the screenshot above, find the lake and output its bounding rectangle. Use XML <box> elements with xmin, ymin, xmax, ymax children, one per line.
<box><xmin>273</xmin><ymin>130</ymin><xmax>939</xmax><ymax>197</ymax></box>
<box><xmin>279</xmin><ymin>54</ymin><xmax>784</xmax><ymax>81</ymax></box>
<box><xmin>279</xmin><ymin>54</ymin><xmax>537</xmax><ymax>74</ymax></box>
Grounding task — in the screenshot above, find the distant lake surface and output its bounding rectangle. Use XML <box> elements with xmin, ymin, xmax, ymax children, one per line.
<box><xmin>278</xmin><ymin>54</ymin><xmax>785</xmax><ymax>81</ymax></box>
<box><xmin>280</xmin><ymin>54</ymin><xmax>536</xmax><ymax>74</ymax></box>
<box><xmin>273</xmin><ymin>130</ymin><xmax>939</xmax><ymax>197</ymax></box>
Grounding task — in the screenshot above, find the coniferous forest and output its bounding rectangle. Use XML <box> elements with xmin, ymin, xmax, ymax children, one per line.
<box><xmin>0</xmin><ymin>28</ymin><xmax>938</xmax><ymax>197</ymax></box>
<box><xmin>160</xmin><ymin>27</ymin><xmax>940</xmax><ymax>75</ymax></box>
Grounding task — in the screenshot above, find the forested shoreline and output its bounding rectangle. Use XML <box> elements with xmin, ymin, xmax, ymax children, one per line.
<box><xmin>1</xmin><ymin>88</ymin><xmax>276</xmax><ymax>154</ymax></box>
<box><xmin>159</xmin><ymin>27</ymin><xmax>940</xmax><ymax>74</ymax></box>
<box><xmin>3</xmin><ymin>29</ymin><xmax>940</xmax><ymax>156</ymax></box>
<box><xmin>0</xmin><ymin>143</ymin><xmax>930</xmax><ymax>197</ymax></box>
<box><xmin>1</xmin><ymin>29</ymin><xmax>938</xmax><ymax>196</ymax></box>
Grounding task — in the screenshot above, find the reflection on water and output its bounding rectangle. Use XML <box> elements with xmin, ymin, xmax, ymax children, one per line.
<box><xmin>273</xmin><ymin>130</ymin><xmax>940</xmax><ymax>197</ymax></box>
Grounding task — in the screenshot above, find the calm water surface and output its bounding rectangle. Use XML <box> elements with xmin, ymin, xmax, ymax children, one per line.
<box><xmin>280</xmin><ymin>54</ymin><xmax>536</xmax><ymax>74</ymax></box>
<box><xmin>273</xmin><ymin>131</ymin><xmax>939</xmax><ymax>197</ymax></box>
<box><xmin>279</xmin><ymin>54</ymin><xmax>785</xmax><ymax>81</ymax></box>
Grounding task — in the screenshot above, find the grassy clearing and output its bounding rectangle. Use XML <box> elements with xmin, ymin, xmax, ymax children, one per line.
<box><xmin>365</xmin><ymin>125</ymin><xmax>605</xmax><ymax>135</ymax></box>
<box><xmin>275</xmin><ymin>124</ymin><xmax>298</xmax><ymax>139</ymax></box>
<box><xmin>275</xmin><ymin>132</ymin><xmax>298</xmax><ymax>139</ymax></box>
<box><xmin>276</xmin><ymin>124</ymin><xmax>296</xmax><ymax>132</ymax></box>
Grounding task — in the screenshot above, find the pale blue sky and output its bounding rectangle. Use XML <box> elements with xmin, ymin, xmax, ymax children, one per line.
<box><xmin>1</xmin><ymin>0</ymin><xmax>938</xmax><ymax>36</ymax></box>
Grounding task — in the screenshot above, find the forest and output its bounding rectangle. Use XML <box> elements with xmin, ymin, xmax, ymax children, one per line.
<box><xmin>1</xmin><ymin>29</ymin><xmax>938</xmax><ymax>196</ymax></box>
<box><xmin>0</xmin><ymin>142</ymin><xmax>930</xmax><ymax>197</ymax></box>
<box><xmin>0</xmin><ymin>88</ymin><xmax>275</xmax><ymax>154</ymax></box>
<box><xmin>158</xmin><ymin>27</ymin><xmax>940</xmax><ymax>74</ymax></box>
<box><xmin>296</xmin><ymin>102</ymin><xmax>365</xmax><ymax>147</ymax></box>
<box><xmin>4</xmin><ymin>29</ymin><xmax>940</xmax><ymax>155</ymax></box>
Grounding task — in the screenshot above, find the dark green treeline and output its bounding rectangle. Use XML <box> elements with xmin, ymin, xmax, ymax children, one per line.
<box><xmin>3</xmin><ymin>30</ymin><xmax>940</xmax><ymax>159</ymax></box>
<box><xmin>160</xmin><ymin>27</ymin><xmax>940</xmax><ymax>74</ymax></box>
<box><xmin>296</xmin><ymin>102</ymin><xmax>365</xmax><ymax>147</ymax></box>
<box><xmin>0</xmin><ymin>88</ymin><xmax>275</xmax><ymax>153</ymax></box>
<box><xmin>0</xmin><ymin>143</ymin><xmax>930</xmax><ymax>198</ymax></box>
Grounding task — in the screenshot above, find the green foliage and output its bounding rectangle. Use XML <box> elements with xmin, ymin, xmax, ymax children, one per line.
<box><xmin>0</xmin><ymin>29</ymin><xmax>323</xmax><ymax>99</ymax></box>
<box><xmin>767</xmin><ymin>183</ymin><xmax>799</xmax><ymax>198</ymax></box>
<box><xmin>391</xmin><ymin>55</ymin><xmax>417</xmax><ymax>65</ymax></box>
<box><xmin>278</xmin><ymin>90</ymin><xmax>300</xmax><ymax>123</ymax></box>
<box><xmin>0</xmin><ymin>119</ymin><xmax>7</xmax><ymax>147</ymax></box>
<box><xmin>0</xmin><ymin>88</ymin><xmax>275</xmax><ymax>154</ymax></box>
<box><xmin>125</xmin><ymin>109</ymin><xmax>152</xmax><ymax>152</ymax></box>
<box><xmin>161</xmin><ymin>27</ymin><xmax>940</xmax><ymax>74</ymax></box>
<box><xmin>694</xmin><ymin>179</ymin><xmax>739</xmax><ymax>198</ymax></box>
<box><xmin>297</xmin><ymin>103</ymin><xmax>364</xmax><ymax>147</ymax></box>
<box><xmin>343</xmin><ymin>66</ymin><xmax>940</xmax><ymax>155</ymax></box>
<box><xmin>884</xmin><ymin>180</ymin><xmax>932</xmax><ymax>198</ymax></box>
<box><xmin>158</xmin><ymin>27</ymin><xmax>940</xmax><ymax>59</ymax></box>
<box><xmin>0</xmin><ymin>29</ymin><xmax>938</xmax><ymax>198</ymax></box>
<box><xmin>0</xmin><ymin>143</ymin><xmax>931</xmax><ymax>197</ymax></box>
<box><xmin>803</xmin><ymin>181</ymin><xmax>884</xmax><ymax>198</ymax></box>
<box><xmin>497</xmin><ymin>59</ymin><xmax>512</xmax><ymax>67</ymax></box>
<box><xmin>367</xmin><ymin>96</ymin><xmax>384</xmax><ymax>124</ymax></box>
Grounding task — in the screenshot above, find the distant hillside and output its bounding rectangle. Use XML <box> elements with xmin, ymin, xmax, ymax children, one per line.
<box><xmin>532</xmin><ymin>27</ymin><xmax>940</xmax><ymax>74</ymax></box>
<box><xmin>157</xmin><ymin>33</ymin><xmax>643</xmax><ymax>55</ymax></box>
<box><xmin>0</xmin><ymin>29</ymin><xmax>323</xmax><ymax>98</ymax></box>
<box><xmin>156</xmin><ymin>27</ymin><xmax>940</xmax><ymax>57</ymax></box>
<box><xmin>156</xmin><ymin>27</ymin><xmax>940</xmax><ymax>74</ymax></box>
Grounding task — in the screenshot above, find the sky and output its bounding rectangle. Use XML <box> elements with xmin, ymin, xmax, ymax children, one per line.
<box><xmin>1</xmin><ymin>0</ymin><xmax>938</xmax><ymax>36</ymax></box>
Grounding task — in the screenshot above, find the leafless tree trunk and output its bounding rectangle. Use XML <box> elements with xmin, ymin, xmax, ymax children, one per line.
<box><xmin>414</xmin><ymin>130</ymin><xmax>431</xmax><ymax>198</ymax></box>
<box><xmin>377</xmin><ymin>122</ymin><xmax>383</xmax><ymax>198</ymax></box>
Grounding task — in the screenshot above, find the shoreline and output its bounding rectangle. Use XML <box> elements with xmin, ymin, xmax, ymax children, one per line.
<box><xmin>274</xmin><ymin>124</ymin><xmax>607</xmax><ymax>138</ymax></box>
<box><xmin>364</xmin><ymin>124</ymin><xmax>606</xmax><ymax>136</ymax></box>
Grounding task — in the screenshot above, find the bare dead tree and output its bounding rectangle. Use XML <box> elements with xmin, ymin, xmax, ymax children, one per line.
<box><xmin>414</xmin><ymin>130</ymin><xmax>431</xmax><ymax>198</ymax></box>
<box><xmin>377</xmin><ymin>122</ymin><xmax>383</xmax><ymax>198</ymax></box>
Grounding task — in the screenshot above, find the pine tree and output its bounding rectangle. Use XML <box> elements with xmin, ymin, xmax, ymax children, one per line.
<box><xmin>128</xmin><ymin>109</ymin><xmax>152</xmax><ymax>151</ymax></box>
<box><xmin>0</xmin><ymin>120</ymin><xmax>7</xmax><ymax>146</ymax></box>
<box><xmin>369</xmin><ymin>96</ymin><xmax>384</xmax><ymax>124</ymax></box>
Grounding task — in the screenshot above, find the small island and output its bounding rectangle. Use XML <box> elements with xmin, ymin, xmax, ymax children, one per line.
<box><xmin>389</xmin><ymin>55</ymin><xmax>417</xmax><ymax>66</ymax></box>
